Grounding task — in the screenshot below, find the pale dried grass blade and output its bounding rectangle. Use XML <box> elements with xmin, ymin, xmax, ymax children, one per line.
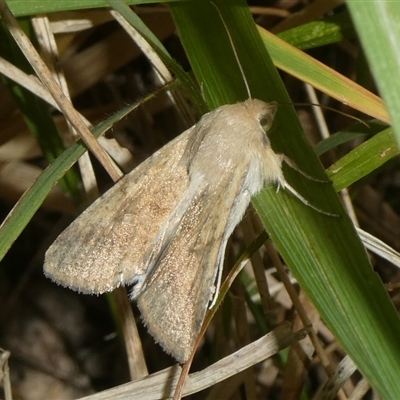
<box><xmin>357</xmin><ymin>228</ymin><xmax>400</xmax><ymax>269</ymax></box>
<box><xmin>110</xmin><ymin>9</ymin><xmax>195</xmax><ymax>127</ymax></box>
<box><xmin>79</xmin><ymin>322</ymin><xmax>305</xmax><ymax>400</ymax></box>
<box><xmin>315</xmin><ymin>355</ymin><xmax>358</xmax><ymax>400</ymax></box>
<box><xmin>32</xmin><ymin>13</ymin><xmax>99</xmax><ymax>198</ymax></box>
<box><xmin>0</xmin><ymin>348</ymin><xmax>12</xmax><ymax>400</ymax></box>
<box><xmin>0</xmin><ymin>0</ymin><xmax>121</xmax><ymax>181</ymax></box>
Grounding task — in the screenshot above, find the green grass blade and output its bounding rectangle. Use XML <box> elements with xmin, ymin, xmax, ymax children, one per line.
<box><xmin>328</xmin><ymin>126</ymin><xmax>398</xmax><ymax>192</ymax></box>
<box><xmin>314</xmin><ymin>120</ymin><xmax>388</xmax><ymax>156</ymax></box>
<box><xmin>259</xmin><ymin>27</ymin><xmax>389</xmax><ymax>123</ymax></box>
<box><xmin>277</xmin><ymin>10</ymin><xmax>356</xmax><ymax>50</ymax></box>
<box><xmin>5</xmin><ymin>0</ymin><xmax>178</xmax><ymax>17</ymax></box>
<box><xmin>347</xmin><ymin>1</ymin><xmax>400</xmax><ymax>146</ymax></box>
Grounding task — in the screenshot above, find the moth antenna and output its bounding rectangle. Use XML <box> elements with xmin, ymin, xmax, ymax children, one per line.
<box><xmin>279</xmin><ymin>102</ymin><xmax>369</xmax><ymax>127</ymax></box>
<box><xmin>281</xmin><ymin>155</ymin><xmax>330</xmax><ymax>183</ymax></box>
<box><xmin>210</xmin><ymin>2</ymin><xmax>252</xmax><ymax>99</ymax></box>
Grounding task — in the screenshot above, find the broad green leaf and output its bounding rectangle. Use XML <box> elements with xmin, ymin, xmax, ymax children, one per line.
<box><xmin>168</xmin><ymin>1</ymin><xmax>400</xmax><ymax>398</ymax></box>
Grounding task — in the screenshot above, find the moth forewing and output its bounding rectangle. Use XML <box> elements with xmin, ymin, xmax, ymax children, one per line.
<box><xmin>44</xmin><ymin>126</ymin><xmax>194</xmax><ymax>294</ymax></box>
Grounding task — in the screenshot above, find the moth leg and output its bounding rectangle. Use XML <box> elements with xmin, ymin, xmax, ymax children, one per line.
<box><xmin>275</xmin><ymin>155</ymin><xmax>339</xmax><ymax>217</ymax></box>
<box><xmin>207</xmin><ymin>239</ymin><xmax>226</xmax><ymax>309</ymax></box>
<box><xmin>281</xmin><ymin>154</ymin><xmax>331</xmax><ymax>183</ymax></box>
<box><xmin>281</xmin><ymin>181</ymin><xmax>339</xmax><ymax>217</ymax></box>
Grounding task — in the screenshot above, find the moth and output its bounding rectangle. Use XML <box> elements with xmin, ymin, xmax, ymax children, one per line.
<box><xmin>44</xmin><ymin>4</ymin><xmax>335</xmax><ymax>364</ymax></box>
<box><xmin>44</xmin><ymin>99</ymin><xmax>294</xmax><ymax>362</ymax></box>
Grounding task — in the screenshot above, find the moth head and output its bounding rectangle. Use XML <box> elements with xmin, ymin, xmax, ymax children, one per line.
<box><xmin>259</xmin><ymin>114</ymin><xmax>274</xmax><ymax>132</ymax></box>
<box><xmin>256</xmin><ymin>101</ymin><xmax>278</xmax><ymax>134</ymax></box>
